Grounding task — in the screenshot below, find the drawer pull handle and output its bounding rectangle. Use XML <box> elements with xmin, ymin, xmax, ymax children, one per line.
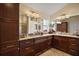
<box><xmin>25</xmin><ymin>42</ymin><xmax>30</xmax><ymax>44</ymax></box>
<box><xmin>71</xmin><ymin>44</ymin><xmax>76</xmax><ymax>45</ymax></box>
<box><xmin>6</xmin><ymin>45</ymin><xmax>15</xmax><ymax>48</ymax></box>
<box><xmin>25</xmin><ymin>47</ymin><xmax>30</xmax><ymax>50</ymax></box>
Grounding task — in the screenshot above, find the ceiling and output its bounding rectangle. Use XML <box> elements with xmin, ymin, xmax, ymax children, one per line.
<box><xmin>23</xmin><ymin>3</ymin><xmax>67</xmax><ymax>16</ymax></box>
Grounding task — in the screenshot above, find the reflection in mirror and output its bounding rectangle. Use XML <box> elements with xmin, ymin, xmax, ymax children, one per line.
<box><xmin>28</xmin><ymin>17</ymin><xmax>43</xmax><ymax>35</ymax></box>
<box><xmin>19</xmin><ymin>14</ymin><xmax>28</xmax><ymax>38</ymax></box>
<box><xmin>42</xmin><ymin>19</ymin><xmax>49</xmax><ymax>33</ymax></box>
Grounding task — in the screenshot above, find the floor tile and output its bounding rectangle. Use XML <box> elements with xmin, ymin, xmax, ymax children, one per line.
<box><xmin>40</xmin><ymin>48</ymin><xmax>71</xmax><ymax>56</ymax></box>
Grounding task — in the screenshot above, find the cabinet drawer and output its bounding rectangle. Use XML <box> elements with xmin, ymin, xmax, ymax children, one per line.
<box><xmin>69</xmin><ymin>49</ymin><xmax>78</xmax><ymax>55</ymax></box>
<box><xmin>47</xmin><ymin>36</ymin><xmax>52</xmax><ymax>40</ymax></box>
<box><xmin>35</xmin><ymin>36</ymin><xmax>52</xmax><ymax>44</ymax></box>
<box><xmin>35</xmin><ymin>38</ymin><xmax>45</xmax><ymax>43</ymax></box>
<box><xmin>0</xmin><ymin>41</ymin><xmax>18</xmax><ymax>48</ymax></box>
<box><xmin>0</xmin><ymin>41</ymin><xmax>19</xmax><ymax>56</ymax></box>
<box><xmin>69</xmin><ymin>39</ymin><xmax>77</xmax><ymax>44</ymax></box>
<box><xmin>54</xmin><ymin>36</ymin><xmax>60</xmax><ymax>39</ymax></box>
<box><xmin>69</xmin><ymin>44</ymin><xmax>78</xmax><ymax>50</ymax></box>
<box><xmin>20</xmin><ymin>39</ymin><xmax>33</xmax><ymax>47</ymax></box>
<box><xmin>20</xmin><ymin>46</ymin><xmax>34</xmax><ymax>56</ymax></box>
<box><xmin>1</xmin><ymin>46</ymin><xmax>19</xmax><ymax>56</ymax></box>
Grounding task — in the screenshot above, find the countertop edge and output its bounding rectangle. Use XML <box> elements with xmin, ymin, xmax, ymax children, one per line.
<box><xmin>19</xmin><ymin>34</ymin><xmax>79</xmax><ymax>41</ymax></box>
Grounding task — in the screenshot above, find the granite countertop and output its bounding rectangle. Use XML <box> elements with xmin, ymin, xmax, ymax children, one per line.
<box><xmin>53</xmin><ymin>33</ymin><xmax>79</xmax><ymax>38</ymax></box>
<box><xmin>19</xmin><ymin>34</ymin><xmax>53</xmax><ymax>41</ymax></box>
<box><xmin>19</xmin><ymin>33</ymin><xmax>79</xmax><ymax>41</ymax></box>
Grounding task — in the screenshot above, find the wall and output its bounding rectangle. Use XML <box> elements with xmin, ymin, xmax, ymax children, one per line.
<box><xmin>50</xmin><ymin>3</ymin><xmax>79</xmax><ymax>33</ymax></box>
<box><xmin>66</xmin><ymin>15</ymin><xmax>79</xmax><ymax>33</ymax></box>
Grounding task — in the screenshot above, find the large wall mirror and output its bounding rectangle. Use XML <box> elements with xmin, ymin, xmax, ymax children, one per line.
<box><xmin>19</xmin><ymin>14</ymin><xmax>43</xmax><ymax>38</ymax></box>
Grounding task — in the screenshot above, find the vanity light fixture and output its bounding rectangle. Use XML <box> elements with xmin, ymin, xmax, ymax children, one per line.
<box><xmin>25</xmin><ymin>11</ymin><xmax>32</xmax><ymax>16</ymax></box>
<box><xmin>25</xmin><ymin>10</ymin><xmax>40</xmax><ymax>18</ymax></box>
<box><xmin>56</xmin><ymin>21</ymin><xmax>61</xmax><ymax>24</ymax></box>
<box><xmin>55</xmin><ymin>14</ymin><xmax>71</xmax><ymax>24</ymax></box>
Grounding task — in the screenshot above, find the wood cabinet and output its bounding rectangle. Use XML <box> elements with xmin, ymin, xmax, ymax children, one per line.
<box><xmin>19</xmin><ymin>39</ymin><xmax>34</xmax><ymax>56</ymax></box>
<box><xmin>53</xmin><ymin>35</ymin><xmax>79</xmax><ymax>55</ymax></box>
<box><xmin>0</xmin><ymin>19</ymin><xmax>18</xmax><ymax>43</ymax></box>
<box><xmin>68</xmin><ymin>38</ymin><xmax>79</xmax><ymax>55</ymax></box>
<box><xmin>19</xmin><ymin>36</ymin><xmax>52</xmax><ymax>56</ymax></box>
<box><xmin>0</xmin><ymin>3</ymin><xmax>19</xmax><ymax>20</ymax></box>
<box><xmin>34</xmin><ymin>36</ymin><xmax>52</xmax><ymax>55</ymax></box>
<box><xmin>0</xmin><ymin>3</ymin><xmax>19</xmax><ymax>56</ymax></box>
<box><xmin>53</xmin><ymin>36</ymin><xmax>68</xmax><ymax>52</ymax></box>
<box><xmin>0</xmin><ymin>41</ymin><xmax>19</xmax><ymax>56</ymax></box>
<box><xmin>57</xmin><ymin>22</ymin><xmax>68</xmax><ymax>32</ymax></box>
<box><xmin>0</xmin><ymin>3</ymin><xmax>19</xmax><ymax>42</ymax></box>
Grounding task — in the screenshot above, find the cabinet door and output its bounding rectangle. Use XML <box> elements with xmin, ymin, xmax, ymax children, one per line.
<box><xmin>53</xmin><ymin>38</ymin><xmax>58</xmax><ymax>48</ymax></box>
<box><xmin>57</xmin><ymin>22</ymin><xmax>68</xmax><ymax>32</ymax></box>
<box><xmin>0</xmin><ymin>3</ymin><xmax>19</xmax><ymax>20</ymax></box>
<box><xmin>39</xmin><ymin>41</ymin><xmax>47</xmax><ymax>51</ymax></box>
<box><xmin>53</xmin><ymin>36</ymin><xmax>68</xmax><ymax>52</ymax></box>
<box><xmin>59</xmin><ymin>37</ymin><xmax>68</xmax><ymax>52</ymax></box>
<box><xmin>34</xmin><ymin>43</ymin><xmax>41</xmax><ymax>55</ymax></box>
<box><xmin>56</xmin><ymin>37</ymin><xmax>63</xmax><ymax>50</ymax></box>
<box><xmin>53</xmin><ymin>36</ymin><xmax>60</xmax><ymax>49</ymax></box>
<box><xmin>0</xmin><ymin>20</ymin><xmax>18</xmax><ymax>43</ymax></box>
<box><xmin>0</xmin><ymin>41</ymin><xmax>19</xmax><ymax>56</ymax></box>
<box><xmin>57</xmin><ymin>24</ymin><xmax>61</xmax><ymax>32</ymax></box>
<box><xmin>45</xmin><ymin>39</ymin><xmax>52</xmax><ymax>49</ymax></box>
<box><xmin>20</xmin><ymin>39</ymin><xmax>33</xmax><ymax>48</ymax></box>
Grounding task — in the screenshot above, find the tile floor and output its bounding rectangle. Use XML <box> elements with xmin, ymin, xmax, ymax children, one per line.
<box><xmin>40</xmin><ymin>48</ymin><xmax>71</xmax><ymax>56</ymax></box>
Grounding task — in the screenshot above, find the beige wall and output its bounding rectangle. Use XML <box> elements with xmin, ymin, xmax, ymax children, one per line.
<box><xmin>66</xmin><ymin>16</ymin><xmax>79</xmax><ymax>33</ymax></box>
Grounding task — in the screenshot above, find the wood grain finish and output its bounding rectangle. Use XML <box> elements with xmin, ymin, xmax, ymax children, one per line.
<box><xmin>68</xmin><ymin>38</ymin><xmax>79</xmax><ymax>55</ymax></box>
<box><xmin>0</xmin><ymin>41</ymin><xmax>19</xmax><ymax>56</ymax></box>
<box><xmin>0</xmin><ymin>3</ymin><xmax>19</xmax><ymax>56</ymax></box>
<box><xmin>53</xmin><ymin>36</ymin><xmax>68</xmax><ymax>52</ymax></box>
<box><xmin>0</xmin><ymin>20</ymin><xmax>18</xmax><ymax>43</ymax></box>
<box><xmin>53</xmin><ymin>36</ymin><xmax>79</xmax><ymax>55</ymax></box>
<box><xmin>34</xmin><ymin>36</ymin><xmax>52</xmax><ymax>55</ymax></box>
<box><xmin>0</xmin><ymin>4</ymin><xmax>19</xmax><ymax>20</ymax></box>
<box><xmin>19</xmin><ymin>36</ymin><xmax>52</xmax><ymax>56</ymax></box>
<box><xmin>0</xmin><ymin>3</ymin><xmax>19</xmax><ymax>42</ymax></box>
<box><xmin>19</xmin><ymin>39</ymin><xmax>34</xmax><ymax>56</ymax></box>
<box><xmin>57</xmin><ymin>22</ymin><xmax>68</xmax><ymax>32</ymax></box>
